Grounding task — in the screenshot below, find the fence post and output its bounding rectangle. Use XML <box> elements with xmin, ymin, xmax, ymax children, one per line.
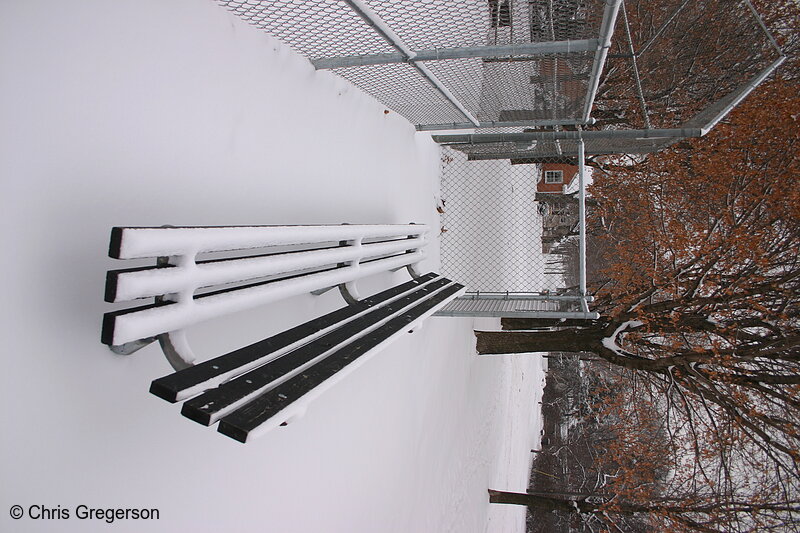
<box><xmin>583</xmin><ymin>0</ymin><xmax>623</xmax><ymax>121</ymax></box>
<box><xmin>577</xmin><ymin>138</ymin><xmax>589</xmax><ymax>314</ymax></box>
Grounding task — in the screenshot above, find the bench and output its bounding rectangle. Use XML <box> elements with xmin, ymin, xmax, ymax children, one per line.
<box><xmin>102</xmin><ymin>224</ymin><xmax>464</xmax><ymax>442</ymax></box>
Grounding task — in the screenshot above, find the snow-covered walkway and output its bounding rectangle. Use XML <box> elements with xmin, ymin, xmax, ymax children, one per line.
<box><xmin>0</xmin><ymin>2</ymin><xmax>544</xmax><ymax>532</ymax></box>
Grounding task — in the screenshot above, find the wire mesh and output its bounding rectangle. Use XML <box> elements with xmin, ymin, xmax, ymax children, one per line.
<box><xmin>215</xmin><ymin>0</ymin><xmax>781</xmax><ymax>137</ymax></box>
<box><xmin>474</xmin><ymin>52</ymin><xmax>595</xmax><ymax>122</ymax></box>
<box><xmin>440</xmin><ymin>0</ymin><xmax>782</xmax><ymax>160</ymax></box>
<box><xmin>365</xmin><ymin>0</ymin><xmax>605</xmax><ymax>124</ymax></box>
<box><xmin>332</xmin><ymin>62</ymin><xmax>467</xmax><ymax>125</ymax></box>
<box><xmin>439</xmin><ymin>146</ymin><xmax>582</xmax><ymax>295</ymax></box>
<box><xmin>215</xmin><ymin>0</ymin><xmax>609</xmax><ymax>127</ymax></box>
<box><xmin>215</xmin><ymin>0</ymin><xmax>393</xmax><ymax>58</ymax></box>
<box><xmin>364</xmin><ymin>0</ymin><xmax>605</xmax><ymax>49</ymax></box>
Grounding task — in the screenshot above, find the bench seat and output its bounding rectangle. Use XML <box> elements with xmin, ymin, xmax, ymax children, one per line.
<box><xmin>152</xmin><ymin>273</ymin><xmax>462</xmax><ymax>442</ymax></box>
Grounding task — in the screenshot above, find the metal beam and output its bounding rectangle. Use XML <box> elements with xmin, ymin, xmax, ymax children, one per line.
<box><xmin>743</xmin><ymin>0</ymin><xmax>784</xmax><ymax>56</ymax></box>
<box><xmin>583</xmin><ymin>0</ymin><xmax>623</xmax><ymax>121</ymax></box>
<box><xmin>463</xmin><ymin>144</ymin><xmax>667</xmax><ymax>160</ymax></box>
<box><xmin>637</xmin><ymin>0</ymin><xmax>691</xmax><ymax>57</ymax></box>
<box><xmin>577</xmin><ymin>139</ymin><xmax>588</xmax><ymax>313</ymax></box>
<box><xmin>620</xmin><ymin>1</ymin><xmax>651</xmax><ymax>129</ymax></box>
<box><xmin>416</xmin><ymin>118</ymin><xmax>596</xmax><ymax>131</ymax></box>
<box><xmin>694</xmin><ymin>56</ymin><xmax>786</xmax><ymax>135</ymax></box>
<box><xmin>312</xmin><ymin>40</ymin><xmax>598</xmax><ymax>69</ymax></box>
<box><xmin>459</xmin><ymin>293</ymin><xmax>595</xmax><ymax>302</ymax></box>
<box><xmin>434</xmin><ymin>309</ymin><xmax>601</xmax><ymax>319</ymax></box>
<box><xmin>341</xmin><ymin>0</ymin><xmax>480</xmax><ymax>127</ymax></box>
<box><xmin>432</xmin><ymin>127</ymin><xmax>703</xmax><ymax>144</ymax></box>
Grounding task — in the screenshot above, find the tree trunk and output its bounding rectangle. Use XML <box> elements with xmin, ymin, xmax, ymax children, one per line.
<box><xmin>477</xmin><ymin>323</ymin><xmax>678</xmax><ymax>372</ymax></box>
<box><xmin>488</xmin><ymin>489</ymin><xmax>601</xmax><ymax>514</ymax></box>
<box><xmin>476</xmin><ymin>327</ymin><xmax>605</xmax><ymax>355</ymax></box>
<box><xmin>502</xmin><ymin>318</ymin><xmax>605</xmax><ymax>330</ymax></box>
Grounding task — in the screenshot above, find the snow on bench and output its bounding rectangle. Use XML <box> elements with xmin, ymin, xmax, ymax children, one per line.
<box><xmin>101</xmin><ymin>224</ymin><xmax>464</xmax><ymax>442</ymax></box>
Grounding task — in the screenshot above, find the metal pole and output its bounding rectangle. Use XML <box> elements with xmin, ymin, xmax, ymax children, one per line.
<box><xmin>432</xmin><ymin>127</ymin><xmax>703</xmax><ymax>144</ymax></box>
<box><xmin>460</xmin><ymin>293</ymin><xmax>595</xmax><ymax>302</ymax></box>
<box><xmin>464</xmin><ymin>143</ymin><xmax>667</xmax><ymax>160</ymax></box>
<box><xmin>341</xmin><ymin>0</ymin><xmax>480</xmax><ymax>127</ymax></box>
<box><xmin>583</xmin><ymin>0</ymin><xmax>623</xmax><ymax>121</ymax></box>
<box><xmin>637</xmin><ymin>0</ymin><xmax>691</xmax><ymax>57</ymax></box>
<box><xmin>546</xmin><ymin>0</ymin><xmax>563</xmax><ymax>157</ymax></box>
<box><xmin>743</xmin><ymin>0</ymin><xmax>784</xmax><ymax>56</ymax></box>
<box><xmin>434</xmin><ymin>309</ymin><xmax>601</xmax><ymax>319</ymax></box>
<box><xmin>697</xmin><ymin>56</ymin><xmax>786</xmax><ymax>135</ymax></box>
<box><xmin>312</xmin><ymin>40</ymin><xmax>599</xmax><ymax>69</ymax></box>
<box><xmin>416</xmin><ymin>118</ymin><xmax>596</xmax><ymax>132</ymax></box>
<box><xmin>577</xmin><ymin>138</ymin><xmax>589</xmax><ymax>313</ymax></box>
<box><xmin>620</xmin><ymin>1</ymin><xmax>651</xmax><ymax>129</ymax></box>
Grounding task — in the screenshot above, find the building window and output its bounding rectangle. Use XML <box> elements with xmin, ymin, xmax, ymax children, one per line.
<box><xmin>488</xmin><ymin>0</ymin><xmax>511</xmax><ymax>28</ymax></box>
<box><xmin>544</xmin><ymin>170</ymin><xmax>563</xmax><ymax>184</ymax></box>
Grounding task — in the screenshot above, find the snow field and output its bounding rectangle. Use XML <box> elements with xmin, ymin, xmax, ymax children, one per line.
<box><xmin>485</xmin><ymin>351</ymin><xmax>548</xmax><ymax>532</ymax></box>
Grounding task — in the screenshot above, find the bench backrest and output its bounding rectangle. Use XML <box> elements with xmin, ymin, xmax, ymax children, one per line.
<box><xmin>102</xmin><ymin>224</ymin><xmax>428</xmax><ymax>348</ymax></box>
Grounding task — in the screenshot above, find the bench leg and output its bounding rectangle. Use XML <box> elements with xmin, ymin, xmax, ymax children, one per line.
<box><xmin>407</xmin><ymin>264</ymin><xmax>423</xmax><ymax>279</ymax></box>
<box><xmin>311</xmin><ymin>264</ymin><xmax>422</xmax><ymax>304</ymax></box>
<box><xmin>338</xmin><ymin>282</ymin><xmax>361</xmax><ymax>305</ymax></box>
<box><xmin>157</xmin><ymin>330</ymin><xmax>196</xmax><ymax>371</ymax></box>
<box><xmin>312</xmin><ymin>283</ymin><xmax>360</xmax><ymax>304</ymax></box>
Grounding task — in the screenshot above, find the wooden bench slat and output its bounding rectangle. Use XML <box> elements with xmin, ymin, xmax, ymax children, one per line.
<box><xmin>110</xmin><ymin>224</ymin><xmax>426</xmax><ymax>259</ymax></box>
<box><xmin>107</xmin><ymin>237</ymin><xmax>425</xmax><ymax>302</ymax></box>
<box><xmin>216</xmin><ymin>281</ymin><xmax>465</xmax><ymax>443</ymax></box>
<box><xmin>103</xmin><ymin>265</ymin><xmax>347</xmax><ymax>345</ymax></box>
<box><xmin>103</xmin><ymin>250</ymin><xmax>426</xmax><ymax>346</ymax></box>
<box><xmin>180</xmin><ymin>277</ymin><xmax>456</xmax><ymax>426</ymax></box>
<box><xmin>149</xmin><ymin>273</ymin><xmax>441</xmax><ymax>403</ymax></box>
<box><xmin>104</xmin><ymin>262</ymin><xmax>394</xmax><ymax>346</ymax></box>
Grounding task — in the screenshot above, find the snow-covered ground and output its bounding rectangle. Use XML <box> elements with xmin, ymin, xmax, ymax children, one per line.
<box><xmin>0</xmin><ymin>2</ymin><xmax>544</xmax><ymax>532</ymax></box>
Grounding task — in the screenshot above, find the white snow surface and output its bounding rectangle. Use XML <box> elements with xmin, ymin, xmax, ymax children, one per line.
<box><xmin>0</xmin><ymin>2</ymin><xmax>545</xmax><ymax>532</ymax></box>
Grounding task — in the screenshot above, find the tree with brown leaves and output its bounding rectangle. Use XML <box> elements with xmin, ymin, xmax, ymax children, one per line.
<box><xmin>482</xmin><ymin>81</ymin><xmax>800</xmax><ymax>531</ymax></box>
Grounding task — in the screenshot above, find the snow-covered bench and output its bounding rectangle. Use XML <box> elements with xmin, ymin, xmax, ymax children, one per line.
<box><xmin>102</xmin><ymin>224</ymin><xmax>464</xmax><ymax>442</ymax></box>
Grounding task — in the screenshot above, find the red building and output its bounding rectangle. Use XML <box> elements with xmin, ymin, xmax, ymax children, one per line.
<box><xmin>537</xmin><ymin>163</ymin><xmax>579</xmax><ymax>194</ymax></box>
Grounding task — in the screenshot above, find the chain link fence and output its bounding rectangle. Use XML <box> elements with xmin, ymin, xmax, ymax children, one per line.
<box><xmin>216</xmin><ymin>0</ymin><xmax>611</xmax><ymax>128</ymax></box>
<box><xmin>438</xmin><ymin>147</ymin><xmax>578</xmax><ymax>293</ymax></box>
<box><xmin>216</xmin><ymin>0</ymin><xmax>780</xmax><ymax>139</ymax></box>
<box><xmin>433</xmin><ymin>146</ymin><xmax>595</xmax><ymax>318</ymax></box>
<box><xmin>434</xmin><ymin>0</ymin><xmax>784</xmax><ymax>160</ymax></box>
<box><xmin>213</xmin><ymin>0</ymin><xmax>782</xmax><ymax>317</ymax></box>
